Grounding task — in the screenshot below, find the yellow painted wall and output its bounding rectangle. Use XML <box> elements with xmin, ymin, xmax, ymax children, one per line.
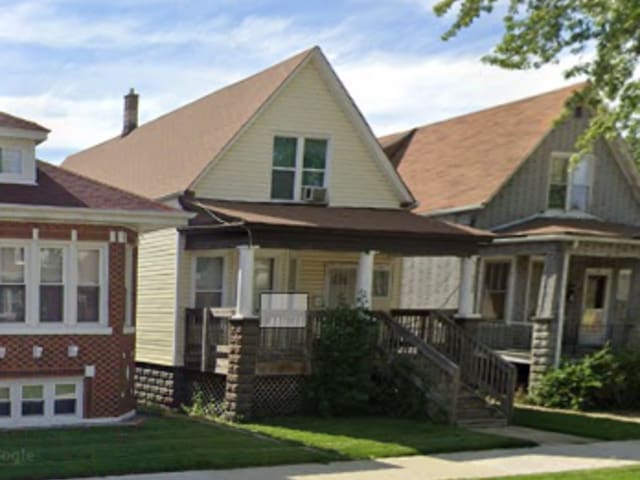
<box><xmin>135</xmin><ymin>228</ymin><xmax>179</xmax><ymax>366</ymax></box>
<box><xmin>192</xmin><ymin>59</ymin><xmax>401</xmax><ymax>208</ymax></box>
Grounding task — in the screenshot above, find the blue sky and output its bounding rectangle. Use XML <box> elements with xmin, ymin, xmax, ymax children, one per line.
<box><xmin>0</xmin><ymin>0</ymin><xmax>575</xmax><ymax>163</ymax></box>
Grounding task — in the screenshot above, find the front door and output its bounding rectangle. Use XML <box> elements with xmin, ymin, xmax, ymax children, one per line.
<box><xmin>326</xmin><ymin>266</ymin><xmax>357</xmax><ymax>308</ymax></box>
<box><xmin>579</xmin><ymin>269</ymin><xmax>611</xmax><ymax>346</ymax></box>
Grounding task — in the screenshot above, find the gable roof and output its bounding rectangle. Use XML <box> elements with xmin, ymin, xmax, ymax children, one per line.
<box><xmin>63</xmin><ymin>47</ymin><xmax>414</xmax><ymax>205</ymax></box>
<box><xmin>0</xmin><ymin>111</ymin><xmax>49</xmax><ymax>133</ymax></box>
<box><xmin>63</xmin><ymin>48</ymin><xmax>314</xmax><ymax>200</ymax></box>
<box><xmin>380</xmin><ymin>83</ymin><xmax>587</xmax><ymax>214</ymax></box>
<box><xmin>497</xmin><ymin>216</ymin><xmax>640</xmax><ymax>240</ymax></box>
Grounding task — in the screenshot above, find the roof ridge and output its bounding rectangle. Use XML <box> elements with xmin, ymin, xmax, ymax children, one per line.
<box><xmin>66</xmin><ymin>47</ymin><xmax>316</xmax><ymax>161</ymax></box>
<box><xmin>0</xmin><ymin>110</ymin><xmax>49</xmax><ymax>132</ymax></box>
<box><xmin>389</xmin><ymin>82</ymin><xmax>587</xmax><ymax>137</ymax></box>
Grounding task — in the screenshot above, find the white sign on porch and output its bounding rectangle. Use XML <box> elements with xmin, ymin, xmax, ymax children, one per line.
<box><xmin>260</xmin><ymin>293</ymin><xmax>308</xmax><ymax>328</ymax></box>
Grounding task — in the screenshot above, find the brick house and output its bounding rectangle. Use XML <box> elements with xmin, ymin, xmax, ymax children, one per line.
<box><xmin>0</xmin><ymin>112</ymin><xmax>187</xmax><ymax>428</ymax></box>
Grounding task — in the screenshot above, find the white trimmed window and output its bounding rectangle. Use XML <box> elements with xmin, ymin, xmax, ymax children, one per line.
<box><xmin>548</xmin><ymin>152</ymin><xmax>594</xmax><ymax>211</ymax></box>
<box><xmin>194</xmin><ymin>256</ymin><xmax>224</xmax><ymax>308</ymax></box>
<box><xmin>0</xmin><ymin>247</ymin><xmax>26</xmax><ymax>323</ymax></box>
<box><xmin>77</xmin><ymin>249</ymin><xmax>101</xmax><ymax>323</ymax></box>
<box><xmin>40</xmin><ymin>247</ymin><xmax>65</xmax><ymax>323</ymax></box>
<box><xmin>481</xmin><ymin>260</ymin><xmax>511</xmax><ymax>322</ymax></box>
<box><xmin>270</xmin><ymin>135</ymin><xmax>328</xmax><ymax>201</ymax></box>
<box><xmin>373</xmin><ymin>268</ymin><xmax>391</xmax><ymax>298</ymax></box>
<box><xmin>54</xmin><ymin>384</ymin><xmax>77</xmax><ymax>416</ymax></box>
<box><xmin>0</xmin><ymin>387</ymin><xmax>10</xmax><ymax>418</ymax></box>
<box><xmin>254</xmin><ymin>258</ymin><xmax>275</xmax><ymax>312</ymax></box>
<box><xmin>0</xmin><ymin>148</ymin><xmax>22</xmax><ymax>174</ymax></box>
<box><xmin>124</xmin><ymin>245</ymin><xmax>134</xmax><ymax>328</ymax></box>
<box><xmin>21</xmin><ymin>385</ymin><xmax>44</xmax><ymax>417</ymax></box>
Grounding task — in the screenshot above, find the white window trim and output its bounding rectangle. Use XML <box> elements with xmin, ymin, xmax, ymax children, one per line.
<box><xmin>270</xmin><ymin>132</ymin><xmax>332</xmax><ymax>203</ymax></box>
<box><xmin>372</xmin><ymin>265</ymin><xmax>392</xmax><ymax>299</ymax></box>
<box><xmin>547</xmin><ymin>151</ymin><xmax>594</xmax><ymax>212</ymax></box>
<box><xmin>522</xmin><ymin>256</ymin><xmax>545</xmax><ymax>324</ymax></box>
<box><xmin>76</xmin><ymin>243</ymin><xmax>109</xmax><ymax>327</ymax></box>
<box><xmin>124</xmin><ymin>244</ymin><xmax>134</xmax><ymax>332</ymax></box>
<box><xmin>0</xmin><ymin>377</ymin><xmax>83</xmax><ymax>427</ymax></box>
<box><xmin>0</xmin><ymin>241</ymin><xmax>29</xmax><ymax>325</ymax></box>
<box><xmin>36</xmin><ymin>242</ymin><xmax>68</xmax><ymax>326</ymax></box>
<box><xmin>191</xmin><ymin>253</ymin><xmax>227</xmax><ymax>309</ymax></box>
<box><xmin>0</xmin><ymin>147</ymin><xmax>24</xmax><ymax>179</ymax></box>
<box><xmin>477</xmin><ymin>256</ymin><xmax>516</xmax><ymax>323</ymax></box>
<box><xmin>582</xmin><ymin>268</ymin><xmax>613</xmax><ymax>326</ymax></box>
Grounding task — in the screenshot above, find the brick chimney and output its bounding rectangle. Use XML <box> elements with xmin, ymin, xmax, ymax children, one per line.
<box><xmin>122</xmin><ymin>88</ymin><xmax>139</xmax><ymax>136</ymax></box>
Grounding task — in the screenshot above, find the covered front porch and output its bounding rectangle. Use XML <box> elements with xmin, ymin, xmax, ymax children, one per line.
<box><xmin>461</xmin><ymin>219</ymin><xmax>640</xmax><ymax>386</ymax></box>
<box><xmin>176</xmin><ymin>197</ymin><xmax>489</xmax><ymax>376</ymax></box>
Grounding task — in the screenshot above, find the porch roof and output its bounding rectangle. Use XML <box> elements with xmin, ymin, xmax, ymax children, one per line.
<box><xmin>179</xmin><ymin>197</ymin><xmax>493</xmax><ymax>256</ymax></box>
<box><xmin>497</xmin><ymin>217</ymin><xmax>640</xmax><ymax>240</ymax></box>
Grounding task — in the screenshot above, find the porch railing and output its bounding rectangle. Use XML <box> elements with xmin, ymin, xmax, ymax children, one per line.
<box><xmin>375</xmin><ymin>311</ymin><xmax>461</xmax><ymax>424</ymax></box>
<box><xmin>461</xmin><ymin>320</ymin><xmax>533</xmax><ymax>351</ymax></box>
<box><xmin>390</xmin><ymin>309</ymin><xmax>517</xmax><ymax>420</ymax></box>
<box><xmin>184</xmin><ymin>308</ymin><xmax>232</xmax><ymax>373</ymax></box>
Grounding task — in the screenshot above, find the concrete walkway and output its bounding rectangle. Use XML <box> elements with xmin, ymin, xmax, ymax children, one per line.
<box><xmin>472</xmin><ymin>425</ymin><xmax>593</xmax><ymax>446</ymax></box>
<box><xmin>68</xmin><ymin>440</ymin><xmax>640</xmax><ymax>480</ymax></box>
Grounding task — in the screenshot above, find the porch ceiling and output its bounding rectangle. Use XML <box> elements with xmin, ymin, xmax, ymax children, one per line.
<box><xmin>179</xmin><ymin>197</ymin><xmax>492</xmax><ymax>256</ymax></box>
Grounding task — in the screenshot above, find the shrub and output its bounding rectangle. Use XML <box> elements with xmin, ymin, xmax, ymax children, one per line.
<box><xmin>304</xmin><ymin>306</ymin><xmax>377</xmax><ymax>416</ymax></box>
<box><xmin>529</xmin><ymin>345</ymin><xmax>625</xmax><ymax>410</ymax></box>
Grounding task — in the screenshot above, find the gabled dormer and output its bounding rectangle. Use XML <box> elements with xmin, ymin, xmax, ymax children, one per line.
<box><xmin>0</xmin><ymin>112</ymin><xmax>49</xmax><ymax>185</ymax></box>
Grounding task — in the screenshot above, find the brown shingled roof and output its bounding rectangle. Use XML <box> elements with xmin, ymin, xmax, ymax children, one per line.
<box><xmin>380</xmin><ymin>83</ymin><xmax>587</xmax><ymax>214</ymax></box>
<box><xmin>0</xmin><ymin>161</ymin><xmax>171</xmax><ymax>212</ymax></box>
<box><xmin>0</xmin><ymin>111</ymin><xmax>49</xmax><ymax>133</ymax></box>
<box><xmin>497</xmin><ymin>217</ymin><xmax>640</xmax><ymax>239</ymax></box>
<box><xmin>63</xmin><ymin>47</ymin><xmax>316</xmax><ymax>200</ymax></box>
<box><xmin>184</xmin><ymin>198</ymin><xmax>492</xmax><ymax>238</ymax></box>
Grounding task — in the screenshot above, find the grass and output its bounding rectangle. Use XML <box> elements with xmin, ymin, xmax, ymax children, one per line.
<box><xmin>0</xmin><ymin>414</ymin><xmax>337</xmax><ymax>480</ymax></box>
<box><xmin>490</xmin><ymin>465</ymin><xmax>640</xmax><ymax>479</ymax></box>
<box><xmin>514</xmin><ymin>407</ymin><xmax>640</xmax><ymax>441</ymax></box>
<box><xmin>240</xmin><ymin>416</ymin><xmax>535</xmax><ymax>459</ymax></box>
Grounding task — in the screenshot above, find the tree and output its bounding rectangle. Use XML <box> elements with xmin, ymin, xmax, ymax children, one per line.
<box><xmin>434</xmin><ymin>0</ymin><xmax>640</xmax><ymax>166</ymax></box>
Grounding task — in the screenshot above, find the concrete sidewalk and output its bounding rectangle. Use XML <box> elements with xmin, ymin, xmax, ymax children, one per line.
<box><xmin>67</xmin><ymin>440</ymin><xmax>640</xmax><ymax>480</ymax></box>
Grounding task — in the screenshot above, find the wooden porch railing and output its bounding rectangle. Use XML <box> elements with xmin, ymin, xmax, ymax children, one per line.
<box><xmin>375</xmin><ymin>311</ymin><xmax>461</xmax><ymax>424</ymax></box>
<box><xmin>462</xmin><ymin>320</ymin><xmax>533</xmax><ymax>351</ymax></box>
<box><xmin>184</xmin><ymin>308</ymin><xmax>232</xmax><ymax>373</ymax></box>
<box><xmin>390</xmin><ymin>309</ymin><xmax>517</xmax><ymax>420</ymax></box>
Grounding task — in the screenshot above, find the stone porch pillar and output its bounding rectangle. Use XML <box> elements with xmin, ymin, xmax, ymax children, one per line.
<box><xmin>529</xmin><ymin>248</ymin><xmax>569</xmax><ymax>389</ymax></box>
<box><xmin>356</xmin><ymin>251</ymin><xmax>376</xmax><ymax>308</ymax></box>
<box><xmin>224</xmin><ymin>317</ymin><xmax>259</xmax><ymax>421</ymax></box>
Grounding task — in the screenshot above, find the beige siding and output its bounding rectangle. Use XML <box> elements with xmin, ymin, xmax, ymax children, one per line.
<box><xmin>192</xmin><ymin>60</ymin><xmax>400</xmax><ymax>208</ymax></box>
<box><xmin>136</xmin><ymin>228</ymin><xmax>179</xmax><ymax>366</ymax></box>
<box><xmin>400</xmin><ymin>256</ymin><xmax>461</xmax><ymax>309</ymax></box>
<box><xmin>478</xmin><ymin>116</ymin><xmax>640</xmax><ymax>228</ymax></box>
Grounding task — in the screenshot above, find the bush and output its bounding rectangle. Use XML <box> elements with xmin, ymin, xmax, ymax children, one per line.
<box><xmin>304</xmin><ymin>306</ymin><xmax>377</xmax><ymax>416</ymax></box>
<box><xmin>529</xmin><ymin>345</ymin><xmax>640</xmax><ymax>411</ymax></box>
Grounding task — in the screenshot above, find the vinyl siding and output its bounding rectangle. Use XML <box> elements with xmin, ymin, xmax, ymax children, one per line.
<box><xmin>136</xmin><ymin>228</ymin><xmax>178</xmax><ymax>366</ymax></box>
<box><xmin>478</xmin><ymin>115</ymin><xmax>640</xmax><ymax>229</ymax></box>
<box><xmin>192</xmin><ymin>59</ymin><xmax>400</xmax><ymax>208</ymax></box>
<box><xmin>400</xmin><ymin>256</ymin><xmax>461</xmax><ymax>309</ymax></box>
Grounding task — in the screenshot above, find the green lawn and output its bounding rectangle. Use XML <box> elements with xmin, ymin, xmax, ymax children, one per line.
<box><xmin>240</xmin><ymin>416</ymin><xmax>535</xmax><ymax>459</ymax></box>
<box><xmin>490</xmin><ymin>465</ymin><xmax>640</xmax><ymax>479</ymax></box>
<box><xmin>0</xmin><ymin>415</ymin><xmax>337</xmax><ymax>480</ymax></box>
<box><xmin>514</xmin><ymin>407</ymin><xmax>640</xmax><ymax>441</ymax></box>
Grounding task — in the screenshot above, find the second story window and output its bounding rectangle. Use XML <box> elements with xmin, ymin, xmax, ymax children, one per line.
<box><xmin>271</xmin><ymin>136</ymin><xmax>328</xmax><ymax>201</ymax></box>
<box><xmin>0</xmin><ymin>148</ymin><xmax>23</xmax><ymax>175</ymax></box>
<box><xmin>0</xmin><ymin>247</ymin><xmax>25</xmax><ymax>323</ymax></box>
<box><xmin>548</xmin><ymin>153</ymin><xmax>594</xmax><ymax>211</ymax></box>
<box><xmin>77</xmin><ymin>249</ymin><xmax>101</xmax><ymax>323</ymax></box>
<box><xmin>40</xmin><ymin>248</ymin><xmax>64</xmax><ymax>323</ymax></box>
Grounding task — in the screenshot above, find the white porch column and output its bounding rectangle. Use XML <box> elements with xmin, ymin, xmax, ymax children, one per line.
<box><xmin>457</xmin><ymin>256</ymin><xmax>477</xmax><ymax>318</ymax></box>
<box><xmin>356</xmin><ymin>251</ymin><xmax>376</xmax><ymax>308</ymax></box>
<box><xmin>234</xmin><ymin>245</ymin><xmax>257</xmax><ymax>318</ymax></box>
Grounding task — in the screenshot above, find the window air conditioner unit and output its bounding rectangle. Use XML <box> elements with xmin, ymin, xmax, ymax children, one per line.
<box><xmin>300</xmin><ymin>186</ymin><xmax>328</xmax><ymax>204</ymax></box>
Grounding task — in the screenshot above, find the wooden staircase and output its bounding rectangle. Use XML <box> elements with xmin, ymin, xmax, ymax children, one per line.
<box><xmin>376</xmin><ymin>310</ymin><xmax>515</xmax><ymax>427</ymax></box>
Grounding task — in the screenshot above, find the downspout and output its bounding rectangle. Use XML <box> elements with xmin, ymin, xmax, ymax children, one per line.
<box><xmin>554</xmin><ymin>249</ymin><xmax>572</xmax><ymax>367</ymax></box>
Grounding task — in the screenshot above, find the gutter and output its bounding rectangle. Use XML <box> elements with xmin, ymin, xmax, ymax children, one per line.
<box><xmin>419</xmin><ymin>203</ymin><xmax>485</xmax><ymax>217</ymax></box>
<box><xmin>0</xmin><ymin>203</ymin><xmax>192</xmax><ymax>232</ymax></box>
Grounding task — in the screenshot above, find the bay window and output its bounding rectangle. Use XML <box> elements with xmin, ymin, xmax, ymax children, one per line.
<box><xmin>40</xmin><ymin>248</ymin><xmax>64</xmax><ymax>323</ymax></box>
<box><xmin>270</xmin><ymin>135</ymin><xmax>328</xmax><ymax>201</ymax></box>
<box><xmin>0</xmin><ymin>247</ymin><xmax>25</xmax><ymax>323</ymax></box>
<box><xmin>77</xmin><ymin>249</ymin><xmax>101</xmax><ymax>323</ymax></box>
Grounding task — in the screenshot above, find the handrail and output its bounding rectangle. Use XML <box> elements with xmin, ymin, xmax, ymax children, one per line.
<box><xmin>390</xmin><ymin>309</ymin><xmax>516</xmax><ymax>420</ymax></box>
<box><xmin>374</xmin><ymin>311</ymin><xmax>461</xmax><ymax>424</ymax></box>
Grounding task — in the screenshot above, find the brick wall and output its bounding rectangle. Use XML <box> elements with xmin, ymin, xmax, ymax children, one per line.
<box><xmin>0</xmin><ymin>222</ymin><xmax>137</xmax><ymax>419</ymax></box>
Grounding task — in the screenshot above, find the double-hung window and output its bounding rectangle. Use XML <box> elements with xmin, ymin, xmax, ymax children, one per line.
<box><xmin>0</xmin><ymin>387</ymin><xmax>10</xmax><ymax>418</ymax></box>
<box><xmin>0</xmin><ymin>148</ymin><xmax>22</xmax><ymax>175</ymax></box>
<box><xmin>21</xmin><ymin>385</ymin><xmax>44</xmax><ymax>417</ymax></box>
<box><xmin>548</xmin><ymin>152</ymin><xmax>593</xmax><ymax>211</ymax></box>
<box><xmin>0</xmin><ymin>247</ymin><xmax>26</xmax><ymax>323</ymax></box>
<box><xmin>77</xmin><ymin>249</ymin><xmax>101</xmax><ymax>323</ymax></box>
<box><xmin>40</xmin><ymin>248</ymin><xmax>64</xmax><ymax>323</ymax></box>
<box><xmin>254</xmin><ymin>258</ymin><xmax>275</xmax><ymax>312</ymax></box>
<box><xmin>195</xmin><ymin>257</ymin><xmax>224</xmax><ymax>308</ymax></box>
<box><xmin>372</xmin><ymin>268</ymin><xmax>391</xmax><ymax>298</ymax></box>
<box><xmin>271</xmin><ymin>135</ymin><xmax>328</xmax><ymax>201</ymax></box>
<box><xmin>54</xmin><ymin>384</ymin><xmax>77</xmax><ymax>415</ymax></box>
<box><xmin>481</xmin><ymin>260</ymin><xmax>512</xmax><ymax>322</ymax></box>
